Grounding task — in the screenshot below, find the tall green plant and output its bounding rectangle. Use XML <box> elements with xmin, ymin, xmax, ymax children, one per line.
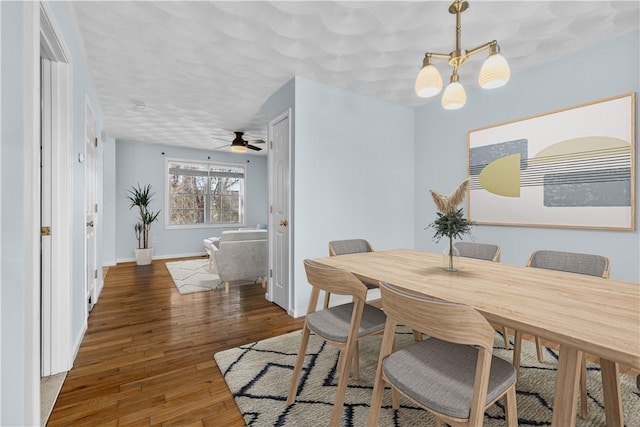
<box><xmin>126</xmin><ymin>184</ymin><xmax>160</xmax><ymax>249</ymax></box>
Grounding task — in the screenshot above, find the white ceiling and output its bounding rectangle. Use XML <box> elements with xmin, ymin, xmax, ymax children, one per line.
<box><xmin>70</xmin><ymin>1</ymin><xmax>639</xmax><ymax>155</ymax></box>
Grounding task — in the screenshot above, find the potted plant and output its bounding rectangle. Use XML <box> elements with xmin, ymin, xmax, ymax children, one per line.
<box><xmin>126</xmin><ymin>184</ymin><xmax>160</xmax><ymax>265</ymax></box>
<box><xmin>427</xmin><ymin>179</ymin><xmax>474</xmax><ymax>271</ymax></box>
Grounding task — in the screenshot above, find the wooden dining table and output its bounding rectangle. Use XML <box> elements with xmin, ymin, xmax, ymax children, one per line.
<box><xmin>313</xmin><ymin>249</ymin><xmax>640</xmax><ymax>427</ymax></box>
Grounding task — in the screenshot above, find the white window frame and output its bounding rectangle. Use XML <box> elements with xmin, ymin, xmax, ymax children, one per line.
<box><xmin>165</xmin><ymin>157</ymin><xmax>247</xmax><ymax>229</ymax></box>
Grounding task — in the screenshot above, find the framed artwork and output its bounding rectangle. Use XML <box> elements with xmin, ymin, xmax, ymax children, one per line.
<box><xmin>467</xmin><ymin>93</ymin><xmax>635</xmax><ymax>230</ymax></box>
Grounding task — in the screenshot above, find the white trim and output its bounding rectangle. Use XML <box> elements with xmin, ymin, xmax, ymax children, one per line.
<box><xmin>40</xmin><ymin>1</ymin><xmax>74</xmax><ymax>375</ymax></box>
<box><xmin>71</xmin><ymin>321</ymin><xmax>87</xmax><ymax>366</ymax></box>
<box><xmin>116</xmin><ymin>251</ymin><xmax>208</xmax><ymax>264</ymax></box>
<box><xmin>24</xmin><ymin>2</ymin><xmax>41</xmax><ymax>425</ymax></box>
<box><xmin>84</xmin><ymin>93</ymin><xmax>98</xmax><ymax>315</ymax></box>
<box><xmin>164</xmin><ymin>157</ymin><xmax>248</xmax><ymax>229</ymax></box>
<box><xmin>0</xmin><ymin>1</ymin><xmax>3</xmax><ymax>419</ymax></box>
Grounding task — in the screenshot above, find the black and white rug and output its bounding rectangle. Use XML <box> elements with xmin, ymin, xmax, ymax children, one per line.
<box><xmin>214</xmin><ymin>329</ymin><xmax>640</xmax><ymax>426</ymax></box>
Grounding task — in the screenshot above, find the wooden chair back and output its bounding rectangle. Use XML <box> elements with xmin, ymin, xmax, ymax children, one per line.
<box><xmin>303</xmin><ymin>259</ymin><xmax>368</xmax><ymax>314</ymax></box>
<box><xmin>379</xmin><ymin>281</ymin><xmax>495</xmax><ymax>352</ymax></box>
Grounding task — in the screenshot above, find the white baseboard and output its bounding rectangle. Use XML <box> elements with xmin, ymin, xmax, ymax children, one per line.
<box><xmin>71</xmin><ymin>320</ymin><xmax>88</xmax><ymax>370</ymax></box>
<box><xmin>116</xmin><ymin>251</ymin><xmax>208</xmax><ymax>264</ymax></box>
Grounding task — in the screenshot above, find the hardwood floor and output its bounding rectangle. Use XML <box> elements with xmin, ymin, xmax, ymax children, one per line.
<box><xmin>48</xmin><ymin>256</ymin><xmax>639</xmax><ymax>426</ymax></box>
<box><xmin>47</xmin><ymin>257</ymin><xmax>304</xmax><ymax>426</ymax></box>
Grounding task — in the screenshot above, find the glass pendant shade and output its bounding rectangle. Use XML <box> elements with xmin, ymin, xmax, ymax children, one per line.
<box><xmin>479</xmin><ymin>53</ymin><xmax>511</xmax><ymax>89</ymax></box>
<box><xmin>441</xmin><ymin>81</ymin><xmax>466</xmax><ymax>110</ymax></box>
<box><xmin>415</xmin><ymin>64</ymin><xmax>443</xmax><ymax>98</ymax></box>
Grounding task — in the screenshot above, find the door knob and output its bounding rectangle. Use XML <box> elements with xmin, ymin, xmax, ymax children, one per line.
<box><xmin>87</xmin><ymin>221</ymin><xmax>94</xmax><ymax>227</ymax></box>
<box><xmin>279</xmin><ymin>219</ymin><xmax>288</xmax><ymax>227</ymax></box>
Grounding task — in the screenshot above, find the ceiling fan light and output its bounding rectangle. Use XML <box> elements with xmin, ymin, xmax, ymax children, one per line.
<box><xmin>231</xmin><ymin>144</ymin><xmax>247</xmax><ymax>153</ymax></box>
<box><xmin>441</xmin><ymin>81</ymin><xmax>466</xmax><ymax>110</ymax></box>
<box><xmin>415</xmin><ymin>63</ymin><xmax>443</xmax><ymax>98</ymax></box>
<box><xmin>479</xmin><ymin>52</ymin><xmax>510</xmax><ymax>89</ymax></box>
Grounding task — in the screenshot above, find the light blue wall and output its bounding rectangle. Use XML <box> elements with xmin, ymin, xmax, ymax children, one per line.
<box><xmin>103</xmin><ymin>136</ymin><xmax>117</xmax><ymax>265</ymax></box>
<box><xmin>1</xmin><ymin>2</ymin><xmax>26</xmax><ymax>422</ymax></box>
<box><xmin>415</xmin><ymin>30</ymin><xmax>640</xmax><ymax>282</ymax></box>
<box><xmin>115</xmin><ymin>140</ymin><xmax>268</xmax><ymax>261</ymax></box>
<box><xmin>1</xmin><ymin>2</ymin><xmax>105</xmax><ymax>424</ymax></box>
<box><xmin>290</xmin><ymin>77</ymin><xmax>415</xmax><ymax>313</ymax></box>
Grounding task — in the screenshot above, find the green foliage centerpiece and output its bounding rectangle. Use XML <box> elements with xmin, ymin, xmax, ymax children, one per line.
<box><xmin>427</xmin><ymin>178</ymin><xmax>474</xmax><ymax>272</ymax></box>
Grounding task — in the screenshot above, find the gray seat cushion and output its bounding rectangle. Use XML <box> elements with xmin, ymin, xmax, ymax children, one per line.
<box><xmin>306</xmin><ymin>303</ymin><xmax>386</xmax><ymax>343</ymax></box>
<box><xmin>382</xmin><ymin>338</ymin><xmax>516</xmax><ymax>420</ymax></box>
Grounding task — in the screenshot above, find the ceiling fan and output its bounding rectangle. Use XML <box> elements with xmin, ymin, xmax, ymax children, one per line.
<box><xmin>213</xmin><ymin>131</ymin><xmax>265</xmax><ymax>153</ymax></box>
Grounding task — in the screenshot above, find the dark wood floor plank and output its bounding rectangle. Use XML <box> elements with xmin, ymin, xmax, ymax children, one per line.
<box><xmin>47</xmin><ymin>257</ymin><xmax>303</xmax><ymax>426</ymax></box>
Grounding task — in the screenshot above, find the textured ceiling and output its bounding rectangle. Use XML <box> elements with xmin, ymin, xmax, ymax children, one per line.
<box><xmin>70</xmin><ymin>1</ymin><xmax>640</xmax><ymax>155</ymax></box>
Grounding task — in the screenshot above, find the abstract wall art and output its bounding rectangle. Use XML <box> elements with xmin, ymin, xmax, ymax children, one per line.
<box><xmin>468</xmin><ymin>93</ymin><xmax>636</xmax><ymax>230</ymax></box>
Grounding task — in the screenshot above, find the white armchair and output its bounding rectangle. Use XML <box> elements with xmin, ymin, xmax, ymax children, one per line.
<box><xmin>207</xmin><ymin>230</ymin><xmax>268</xmax><ymax>292</ymax></box>
<box><xmin>204</xmin><ymin>229</ymin><xmax>267</xmax><ymax>269</ymax></box>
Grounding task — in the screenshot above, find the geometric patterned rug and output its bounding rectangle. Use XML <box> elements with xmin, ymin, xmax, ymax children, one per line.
<box><xmin>165</xmin><ymin>259</ymin><xmax>223</xmax><ymax>294</ymax></box>
<box><xmin>214</xmin><ymin>328</ymin><xmax>640</xmax><ymax>426</ymax></box>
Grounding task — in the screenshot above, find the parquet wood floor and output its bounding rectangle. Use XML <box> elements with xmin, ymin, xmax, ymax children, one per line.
<box><xmin>47</xmin><ymin>257</ymin><xmax>304</xmax><ymax>426</ymax></box>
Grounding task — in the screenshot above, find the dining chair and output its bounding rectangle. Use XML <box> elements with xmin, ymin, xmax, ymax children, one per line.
<box><xmin>326</xmin><ymin>239</ymin><xmax>376</xmax><ymax>307</ymax></box>
<box><xmin>368</xmin><ymin>281</ymin><xmax>518</xmax><ymax>427</ymax></box>
<box><xmin>454</xmin><ymin>241</ymin><xmax>501</xmax><ymax>262</ymax></box>
<box><xmin>287</xmin><ymin>259</ymin><xmax>387</xmax><ymax>426</ymax></box>
<box><xmin>453</xmin><ymin>241</ymin><xmax>511</xmax><ymax>349</ymax></box>
<box><xmin>513</xmin><ymin>249</ymin><xmax>610</xmax><ymax>418</ymax></box>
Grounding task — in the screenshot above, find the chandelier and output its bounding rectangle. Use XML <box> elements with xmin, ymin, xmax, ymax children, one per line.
<box><xmin>415</xmin><ymin>0</ymin><xmax>510</xmax><ymax>110</ymax></box>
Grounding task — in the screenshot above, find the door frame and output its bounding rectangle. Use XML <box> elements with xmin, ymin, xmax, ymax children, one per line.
<box><xmin>84</xmin><ymin>94</ymin><xmax>98</xmax><ymax>315</ymax></box>
<box><xmin>267</xmin><ymin>109</ymin><xmax>293</xmax><ymax>315</ymax></box>
<box><xmin>40</xmin><ymin>1</ymin><xmax>73</xmax><ymax>376</ymax></box>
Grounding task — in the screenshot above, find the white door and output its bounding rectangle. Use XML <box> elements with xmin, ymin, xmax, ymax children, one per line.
<box><xmin>269</xmin><ymin>112</ymin><xmax>291</xmax><ymax>312</ymax></box>
<box><xmin>40</xmin><ymin>56</ymin><xmax>53</xmax><ymax>375</ymax></box>
<box><xmin>85</xmin><ymin>98</ymin><xmax>98</xmax><ymax>313</ymax></box>
<box><xmin>40</xmin><ymin>2</ymin><xmax>74</xmax><ymax>375</ymax></box>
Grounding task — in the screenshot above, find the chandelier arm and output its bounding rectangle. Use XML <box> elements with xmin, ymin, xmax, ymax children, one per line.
<box><xmin>426</xmin><ymin>52</ymin><xmax>452</xmax><ymax>61</ymax></box>
<box><xmin>466</xmin><ymin>40</ymin><xmax>496</xmax><ymax>58</ymax></box>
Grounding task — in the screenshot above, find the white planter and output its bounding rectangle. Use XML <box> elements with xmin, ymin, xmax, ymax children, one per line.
<box><xmin>135</xmin><ymin>248</ymin><xmax>153</xmax><ymax>265</ymax></box>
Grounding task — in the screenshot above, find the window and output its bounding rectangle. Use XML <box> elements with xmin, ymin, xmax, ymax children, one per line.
<box><xmin>167</xmin><ymin>159</ymin><xmax>245</xmax><ymax>227</ymax></box>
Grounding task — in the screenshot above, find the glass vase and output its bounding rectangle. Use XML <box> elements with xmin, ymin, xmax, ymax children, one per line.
<box><xmin>442</xmin><ymin>240</ymin><xmax>460</xmax><ymax>272</ymax></box>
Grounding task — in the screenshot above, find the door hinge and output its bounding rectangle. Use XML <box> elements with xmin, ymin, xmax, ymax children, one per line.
<box><xmin>270</xmin><ymin>205</ymin><xmax>273</xmax><ymax>214</ymax></box>
<box><xmin>94</xmin><ymin>269</ymin><xmax>98</xmax><ymax>279</ymax></box>
<box><xmin>270</xmin><ymin>140</ymin><xmax>273</xmax><ymax>149</ymax></box>
<box><xmin>270</xmin><ymin>269</ymin><xmax>273</xmax><ymax>278</ymax></box>
<box><xmin>94</xmin><ymin>137</ymin><xmax>98</xmax><ymax>147</ymax></box>
<box><xmin>95</xmin><ymin>203</ymin><xmax>98</xmax><ymax>213</ymax></box>
<box><xmin>41</xmin><ymin>226</ymin><xmax>51</xmax><ymax>236</ymax></box>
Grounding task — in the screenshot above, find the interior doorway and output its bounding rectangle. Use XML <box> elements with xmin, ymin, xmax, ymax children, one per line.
<box><xmin>39</xmin><ymin>2</ymin><xmax>73</xmax><ymax>377</ymax></box>
<box><xmin>268</xmin><ymin>110</ymin><xmax>291</xmax><ymax>314</ymax></box>
<box><xmin>84</xmin><ymin>97</ymin><xmax>98</xmax><ymax>313</ymax></box>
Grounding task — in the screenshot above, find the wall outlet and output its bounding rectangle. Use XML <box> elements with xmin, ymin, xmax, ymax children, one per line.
<box><xmin>152</xmin><ymin>236</ymin><xmax>158</xmax><ymax>244</ymax></box>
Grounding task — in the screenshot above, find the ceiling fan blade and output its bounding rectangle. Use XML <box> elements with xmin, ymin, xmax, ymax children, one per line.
<box><xmin>247</xmin><ymin>139</ymin><xmax>265</xmax><ymax>144</ymax></box>
<box><xmin>211</xmin><ymin>136</ymin><xmax>231</xmax><ymax>142</ymax></box>
<box><xmin>247</xmin><ymin>144</ymin><xmax>262</xmax><ymax>151</ymax></box>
